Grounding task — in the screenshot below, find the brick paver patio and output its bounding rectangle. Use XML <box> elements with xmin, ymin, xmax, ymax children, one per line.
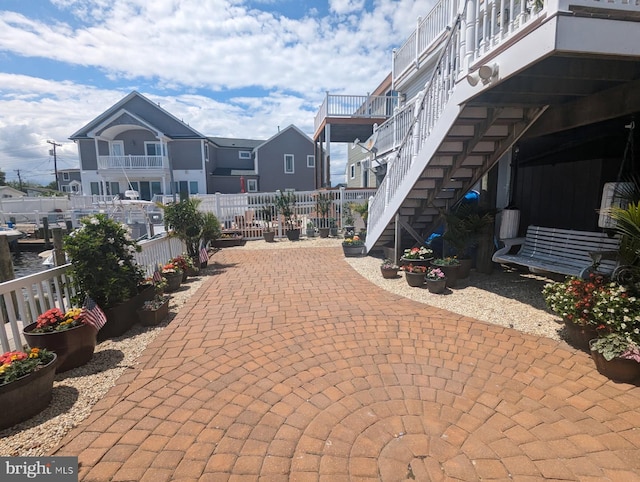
<box><xmin>55</xmin><ymin>246</ymin><xmax>640</xmax><ymax>481</ymax></box>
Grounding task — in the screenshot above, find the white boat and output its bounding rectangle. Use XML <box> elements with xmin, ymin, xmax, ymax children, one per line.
<box><xmin>0</xmin><ymin>227</ymin><xmax>26</xmax><ymax>243</ymax></box>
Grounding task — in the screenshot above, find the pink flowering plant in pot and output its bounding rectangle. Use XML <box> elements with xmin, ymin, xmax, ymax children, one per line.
<box><xmin>426</xmin><ymin>267</ymin><xmax>446</xmax><ymax>281</ymax></box>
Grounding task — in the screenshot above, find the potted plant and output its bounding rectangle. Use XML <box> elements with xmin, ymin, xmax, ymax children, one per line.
<box><xmin>316</xmin><ymin>192</ymin><xmax>332</xmax><ymax>238</ymax></box>
<box><xmin>343</xmin><ymin>204</ymin><xmax>355</xmax><ymax>237</ymax></box>
<box><xmin>402</xmin><ymin>264</ymin><xmax>427</xmax><ymax>287</ymax></box>
<box><xmin>171</xmin><ymin>254</ymin><xmax>196</xmax><ymax>281</ymax></box>
<box><xmin>162</xmin><ymin>261</ymin><xmax>183</xmax><ymax>292</ymax></box>
<box><xmin>425</xmin><ymin>267</ymin><xmax>447</xmax><ymax>294</ymax></box>
<box><xmin>306</xmin><ymin>221</ymin><xmax>316</xmax><ymax>238</ymax></box>
<box><xmin>261</xmin><ymin>204</ymin><xmax>276</xmax><ymax>242</ymax></box>
<box><xmin>542</xmin><ymin>274</ymin><xmax>607</xmax><ymax>351</ymax></box>
<box><xmin>161</xmin><ymin>198</ymin><xmax>206</xmax><ymax>259</ymax></box>
<box><xmin>137</xmin><ymin>295</ymin><xmax>171</xmax><ymax>326</ymax></box>
<box><xmin>342</xmin><ymin>235</ymin><xmax>365</xmax><ymax>257</ymax></box>
<box><xmin>200</xmin><ymin>212</ymin><xmax>221</xmax><ymax>266</ymax></box>
<box><xmin>590</xmin><ymin>334</ymin><xmax>640</xmax><ymax>383</ymax></box>
<box><xmin>400</xmin><ymin>246</ymin><xmax>434</xmax><ymax>267</ymax></box>
<box><xmin>351</xmin><ymin>201</ymin><xmax>369</xmax><ymax>240</ymax></box>
<box><xmin>275</xmin><ymin>190</ymin><xmax>300</xmax><ymax>241</ymax></box>
<box><xmin>23</xmin><ymin>307</ymin><xmax>97</xmax><ymax>372</ymax></box>
<box><xmin>64</xmin><ymin>214</ymin><xmax>145</xmax><ymax>340</ymax></box>
<box><xmin>329</xmin><ymin>218</ymin><xmax>338</xmax><ymax>237</ymax></box>
<box><xmin>380</xmin><ymin>259</ymin><xmax>400</xmax><ymax>279</ymax></box>
<box><xmin>431</xmin><ymin>257</ymin><xmax>461</xmax><ymax>287</ymax></box>
<box><xmin>441</xmin><ymin>204</ymin><xmax>494</xmax><ymax>279</ymax></box>
<box><xmin>0</xmin><ymin>348</ymin><xmax>57</xmax><ymax>430</ymax></box>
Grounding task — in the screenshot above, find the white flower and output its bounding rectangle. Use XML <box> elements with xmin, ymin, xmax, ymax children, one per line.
<box><xmin>118</xmin><ymin>260</ymin><xmax>124</xmax><ymax>266</ymax></box>
<box><xmin>89</xmin><ymin>217</ymin><xmax>99</xmax><ymax>225</ymax></box>
<box><xmin>108</xmin><ymin>237</ymin><xmax>115</xmax><ymax>244</ymax></box>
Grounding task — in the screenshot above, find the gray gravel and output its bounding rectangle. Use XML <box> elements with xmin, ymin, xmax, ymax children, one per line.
<box><xmin>0</xmin><ymin>238</ymin><xmax>565</xmax><ymax>456</ymax></box>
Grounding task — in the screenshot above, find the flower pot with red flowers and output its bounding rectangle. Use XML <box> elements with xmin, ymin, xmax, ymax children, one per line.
<box><xmin>402</xmin><ymin>264</ymin><xmax>427</xmax><ymax>287</ymax></box>
<box><xmin>23</xmin><ymin>307</ymin><xmax>97</xmax><ymax>373</ymax></box>
<box><xmin>399</xmin><ymin>246</ymin><xmax>434</xmax><ymax>267</ymax></box>
<box><xmin>0</xmin><ymin>348</ymin><xmax>57</xmax><ymax>429</ymax></box>
<box><xmin>161</xmin><ymin>261</ymin><xmax>183</xmax><ymax>292</ymax></box>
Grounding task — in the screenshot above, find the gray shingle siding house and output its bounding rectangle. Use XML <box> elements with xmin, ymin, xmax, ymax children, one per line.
<box><xmin>71</xmin><ymin>92</ymin><xmax>316</xmax><ymax>197</ymax></box>
<box><xmin>254</xmin><ymin>125</ymin><xmax>315</xmax><ymax>192</ymax></box>
<box><xmin>58</xmin><ymin>168</ymin><xmax>82</xmax><ymax>194</ymax></box>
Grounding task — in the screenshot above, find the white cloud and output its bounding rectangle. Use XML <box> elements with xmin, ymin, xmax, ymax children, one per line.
<box><xmin>0</xmin><ymin>0</ymin><xmax>437</xmax><ymax>185</ymax></box>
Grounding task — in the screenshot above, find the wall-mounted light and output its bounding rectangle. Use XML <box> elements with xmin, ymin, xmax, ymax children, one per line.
<box><xmin>467</xmin><ymin>63</ymin><xmax>499</xmax><ymax>86</ymax></box>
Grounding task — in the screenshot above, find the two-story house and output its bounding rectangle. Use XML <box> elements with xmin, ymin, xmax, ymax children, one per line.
<box><xmin>315</xmin><ymin>0</ymin><xmax>640</xmax><ymax>259</ymax></box>
<box><xmin>57</xmin><ymin>169</ymin><xmax>82</xmax><ymax>194</ymax></box>
<box><xmin>72</xmin><ymin>91</ymin><xmax>316</xmax><ymax>198</ymax></box>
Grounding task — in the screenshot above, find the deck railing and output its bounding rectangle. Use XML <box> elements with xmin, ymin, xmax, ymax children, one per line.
<box><xmin>314</xmin><ymin>94</ymin><xmax>399</xmax><ymax>134</ymax></box>
<box><xmin>0</xmin><ymin>235</ymin><xmax>186</xmax><ymax>352</ymax></box>
<box><xmin>98</xmin><ymin>155</ymin><xmax>167</xmax><ymax>170</ymax></box>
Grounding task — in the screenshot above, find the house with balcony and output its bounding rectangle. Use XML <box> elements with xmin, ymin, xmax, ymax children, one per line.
<box><xmin>72</xmin><ymin>92</ymin><xmax>316</xmax><ymax>198</ymax></box>
<box><xmin>315</xmin><ymin>0</ymin><xmax>640</xmax><ymax>261</ymax></box>
<box><xmin>57</xmin><ymin>168</ymin><xmax>82</xmax><ymax>194</ymax></box>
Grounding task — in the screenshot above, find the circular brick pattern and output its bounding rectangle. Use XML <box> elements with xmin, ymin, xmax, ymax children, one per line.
<box><xmin>53</xmin><ymin>248</ymin><xmax>640</xmax><ymax>481</ymax></box>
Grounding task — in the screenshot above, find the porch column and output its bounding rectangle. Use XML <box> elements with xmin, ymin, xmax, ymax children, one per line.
<box><xmin>324</xmin><ymin>124</ymin><xmax>331</xmax><ymax>187</ymax></box>
<box><xmin>462</xmin><ymin>0</ymin><xmax>476</xmax><ymax>72</ymax></box>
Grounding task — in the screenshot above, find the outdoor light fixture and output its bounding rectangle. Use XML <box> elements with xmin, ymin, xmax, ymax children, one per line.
<box><xmin>466</xmin><ymin>63</ymin><xmax>499</xmax><ymax>86</ymax></box>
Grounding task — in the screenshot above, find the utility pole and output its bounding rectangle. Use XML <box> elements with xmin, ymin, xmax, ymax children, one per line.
<box><xmin>14</xmin><ymin>169</ymin><xmax>23</xmax><ymax>192</ymax></box>
<box><xmin>47</xmin><ymin>140</ymin><xmax>62</xmax><ymax>191</ymax></box>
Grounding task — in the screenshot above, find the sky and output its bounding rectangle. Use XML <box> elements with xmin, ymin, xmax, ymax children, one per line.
<box><xmin>0</xmin><ymin>0</ymin><xmax>433</xmax><ymax>187</ymax></box>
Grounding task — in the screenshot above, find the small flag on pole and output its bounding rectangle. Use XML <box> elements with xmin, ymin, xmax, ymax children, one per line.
<box><xmin>199</xmin><ymin>246</ymin><xmax>209</xmax><ymax>263</ymax></box>
<box><xmin>82</xmin><ymin>297</ymin><xmax>107</xmax><ymax>331</ymax></box>
<box><xmin>152</xmin><ymin>263</ymin><xmax>163</xmax><ymax>283</ymax></box>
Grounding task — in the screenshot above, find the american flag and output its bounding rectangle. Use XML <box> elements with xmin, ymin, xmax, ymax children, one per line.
<box><xmin>152</xmin><ymin>263</ymin><xmax>163</xmax><ymax>283</ymax></box>
<box><xmin>82</xmin><ymin>297</ymin><xmax>107</xmax><ymax>331</ymax></box>
<box><xmin>199</xmin><ymin>246</ymin><xmax>209</xmax><ymax>263</ymax></box>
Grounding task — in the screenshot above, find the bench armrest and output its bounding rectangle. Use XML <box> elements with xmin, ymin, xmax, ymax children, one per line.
<box><xmin>492</xmin><ymin>237</ymin><xmax>526</xmax><ymax>262</ymax></box>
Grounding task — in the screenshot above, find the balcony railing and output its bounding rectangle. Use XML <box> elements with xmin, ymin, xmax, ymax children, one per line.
<box><xmin>393</xmin><ymin>0</ymin><xmax>457</xmax><ymax>82</ymax></box>
<box><xmin>314</xmin><ymin>94</ymin><xmax>399</xmax><ymax>134</ymax></box>
<box><xmin>98</xmin><ymin>155</ymin><xmax>168</xmax><ymax>170</ymax></box>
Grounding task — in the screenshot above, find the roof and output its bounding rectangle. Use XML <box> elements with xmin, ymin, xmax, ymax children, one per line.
<box><xmin>208</xmin><ymin>137</ymin><xmax>264</xmax><ymax>149</ymax></box>
<box><xmin>254</xmin><ymin>124</ymin><xmax>312</xmax><ymax>151</ymax></box>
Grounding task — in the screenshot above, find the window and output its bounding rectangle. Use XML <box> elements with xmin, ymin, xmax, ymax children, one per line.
<box><xmin>307</xmin><ymin>155</ymin><xmax>315</xmax><ymax>168</ymax></box>
<box><xmin>284</xmin><ymin>154</ymin><xmax>294</xmax><ymax>174</ymax></box>
<box><xmin>90</xmin><ymin>182</ymin><xmax>101</xmax><ymax>195</ymax></box>
<box><xmin>239</xmin><ymin>151</ymin><xmax>251</xmax><ymax>159</ymax></box>
<box><xmin>62</xmin><ymin>172</ymin><xmax>70</xmax><ymax>181</ymax></box>
<box><xmin>247</xmin><ymin>179</ymin><xmax>258</xmax><ymax>192</ymax></box>
<box><xmin>145</xmin><ymin>142</ymin><xmax>165</xmax><ymax>156</ymax></box>
<box><xmin>350</xmin><ymin>164</ymin><xmax>355</xmax><ymax>179</ymax></box>
<box><xmin>189</xmin><ymin>181</ymin><xmax>198</xmax><ymax>194</ymax></box>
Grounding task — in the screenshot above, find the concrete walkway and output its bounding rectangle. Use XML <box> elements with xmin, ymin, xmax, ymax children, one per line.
<box><xmin>55</xmin><ymin>246</ymin><xmax>640</xmax><ymax>481</ymax></box>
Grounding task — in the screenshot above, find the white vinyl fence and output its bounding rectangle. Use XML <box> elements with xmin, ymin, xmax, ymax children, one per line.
<box><xmin>0</xmin><ymin>235</ymin><xmax>186</xmax><ymax>352</ymax></box>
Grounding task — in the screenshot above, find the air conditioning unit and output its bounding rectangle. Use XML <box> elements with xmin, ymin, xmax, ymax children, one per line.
<box><xmin>598</xmin><ymin>182</ymin><xmax>632</xmax><ymax>228</ymax></box>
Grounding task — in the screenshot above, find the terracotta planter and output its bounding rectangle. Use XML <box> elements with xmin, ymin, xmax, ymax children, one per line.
<box><xmin>0</xmin><ymin>353</ymin><xmax>57</xmax><ymax>430</ymax></box>
<box><xmin>263</xmin><ymin>231</ymin><xmax>276</xmax><ymax>243</ymax></box>
<box><xmin>23</xmin><ymin>323</ymin><xmax>97</xmax><ymax>373</ymax></box>
<box><xmin>163</xmin><ymin>271</ymin><xmax>183</xmax><ymax>293</ymax></box>
<box><xmin>380</xmin><ymin>267</ymin><xmax>399</xmax><ymax>279</ymax></box>
<box><xmin>564</xmin><ymin>321</ymin><xmax>598</xmax><ymax>352</ymax></box>
<box><xmin>431</xmin><ymin>262</ymin><xmax>460</xmax><ymax>287</ymax></box>
<box><xmin>137</xmin><ymin>299</ymin><xmax>170</xmax><ymax>326</ymax></box>
<box><xmin>342</xmin><ymin>244</ymin><xmax>365</xmax><ymax>257</ymax></box>
<box><xmin>426</xmin><ymin>278</ymin><xmax>447</xmax><ymax>294</ymax></box>
<box><xmin>405</xmin><ymin>272</ymin><xmax>425</xmax><ymax>287</ymax></box>
<box><xmin>590</xmin><ymin>343</ymin><xmax>640</xmax><ymax>383</ymax></box>
<box><xmin>318</xmin><ymin>228</ymin><xmax>330</xmax><ymax>238</ymax></box>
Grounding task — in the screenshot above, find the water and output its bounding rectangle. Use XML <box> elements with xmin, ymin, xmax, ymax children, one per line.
<box><xmin>10</xmin><ymin>251</ymin><xmax>47</xmax><ymax>279</ymax></box>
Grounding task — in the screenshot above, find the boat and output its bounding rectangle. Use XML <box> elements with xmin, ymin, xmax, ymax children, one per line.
<box><xmin>0</xmin><ymin>226</ymin><xmax>27</xmax><ymax>244</ymax></box>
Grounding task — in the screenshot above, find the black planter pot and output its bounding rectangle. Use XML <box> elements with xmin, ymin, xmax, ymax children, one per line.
<box><xmin>286</xmin><ymin>229</ymin><xmax>301</xmax><ymax>241</ymax></box>
<box><xmin>564</xmin><ymin>321</ymin><xmax>598</xmax><ymax>352</ymax></box>
<box><xmin>405</xmin><ymin>272</ymin><xmax>425</xmax><ymax>287</ymax></box>
<box><xmin>263</xmin><ymin>231</ymin><xmax>276</xmax><ymax>243</ymax></box>
<box><xmin>318</xmin><ymin>227</ymin><xmax>330</xmax><ymax>238</ymax></box>
<box><xmin>431</xmin><ymin>262</ymin><xmax>460</xmax><ymax>287</ymax></box>
<box><xmin>164</xmin><ymin>271</ymin><xmax>183</xmax><ymax>293</ymax></box>
<box><xmin>23</xmin><ymin>322</ymin><xmax>97</xmax><ymax>373</ymax></box>
<box><xmin>590</xmin><ymin>342</ymin><xmax>640</xmax><ymax>383</ymax></box>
